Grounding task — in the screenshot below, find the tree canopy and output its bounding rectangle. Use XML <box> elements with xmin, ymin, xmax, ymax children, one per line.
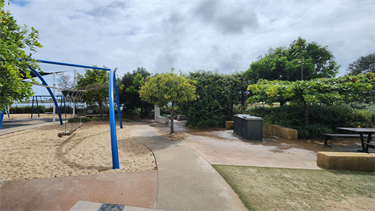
<box><xmin>139</xmin><ymin>70</ymin><xmax>196</xmax><ymax>133</ymax></box>
<box><xmin>247</xmin><ymin>73</ymin><xmax>375</xmax><ymax>119</ymax></box>
<box><xmin>76</xmin><ymin>67</ymin><xmax>112</xmax><ymax>119</ymax></box>
<box><xmin>243</xmin><ymin>37</ymin><xmax>340</xmax><ymax>83</ymax></box>
<box><xmin>347</xmin><ymin>53</ymin><xmax>375</xmax><ymax>75</ymax></box>
<box><xmin>179</xmin><ymin>71</ymin><xmax>249</xmax><ymax>127</ymax></box>
<box><xmin>0</xmin><ymin>0</ymin><xmax>42</xmax><ymax>110</ymax></box>
<box><xmin>119</xmin><ymin>67</ymin><xmax>153</xmax><ymax>118</ymax></box>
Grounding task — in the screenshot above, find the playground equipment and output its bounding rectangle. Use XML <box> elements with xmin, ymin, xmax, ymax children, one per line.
<box><xmin>30</xmin><ymin>95</ymin><xmax>64</xmax><ymax>118</ymax></box>
<box><xmin>0</xmin><ymin>59</ymin><xmax>123</xmax><ymax>169</ymax></box>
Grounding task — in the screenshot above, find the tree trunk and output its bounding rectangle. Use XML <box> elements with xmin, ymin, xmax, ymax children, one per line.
<box><xmin>170</xmin><ymin>103</ymin><xmax>174</xmax><ymax>134</ymax></box>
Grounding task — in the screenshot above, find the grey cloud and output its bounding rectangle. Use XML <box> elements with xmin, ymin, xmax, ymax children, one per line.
<box><xmin>86</xmin><ymin>1</ymin><xmax>127</xmax><ymax>18</ymax></box>
<box><xmin>193</xmin><ymin>1</ymin><xmax>259</xmax><ymax>34</ymax></box>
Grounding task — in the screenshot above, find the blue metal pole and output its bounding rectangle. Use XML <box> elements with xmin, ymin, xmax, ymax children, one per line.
<box><xmin>28</xmin><ymin>66</ymin><xmax>63</xmax><ymax>125</ymax></box>
<box><xmin>36</xmin><ymin>96</ymin><xmax>40</xmax><ymax>118</ymax></box>
<box><xmin>113</xmin><ymin>73</ymin><xmax>123</xmax><ymax>129</ymax></box>
<box><xmin>31</xmin><ymin>96</ymin><xmax>34</xmax><ymax>119</ymax></box>
<box><xmin>109</xmin><ymin>69</ymin><xmax>120</xmax><ymax>169</ymax></box>
<box><xmin>0</xmin><ymin>109</ymin><xmax>5</xmax><ymax>131</ymax></box>
<box><xmin>36</xmin><ymin>59</ymin><xmax>111</xmax><ymax>71</ymax></box>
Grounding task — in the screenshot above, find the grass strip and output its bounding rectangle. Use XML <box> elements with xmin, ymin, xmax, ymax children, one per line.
<box><xmin>213</xmin><ymin>165</ymin><xmax>375</xmax><ymax>211</ymax></box>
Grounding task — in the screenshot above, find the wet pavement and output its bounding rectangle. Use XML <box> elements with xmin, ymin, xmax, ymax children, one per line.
<box><xmin>151</xmin><ymin>121</ymin><xmax>373</xmax><ymax>170</ymax></box>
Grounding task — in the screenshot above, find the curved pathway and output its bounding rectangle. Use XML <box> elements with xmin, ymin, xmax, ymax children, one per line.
<box><xmin>131</xmin><ymin>124</ymin><xmax>246</xmax><ymax>211</ymax></box>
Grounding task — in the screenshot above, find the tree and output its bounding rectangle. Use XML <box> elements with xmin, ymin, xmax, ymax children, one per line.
<box><xmin>347</xmin><ymin>53</ymin><xmax>375</xmax><ymax>75</ymax></box>
<box><xmin>139</xmin><ymin>69</ymin><xmax>197</xmax><ymax>133</ymax></box>
<box><xmin>0</xmin><ymin>0</ymin><xmax>42</xmax><ymax>111</ymax></box>
<box><xmin>119</xmin><ymin>67</ymin><xmax>153</xmax><ymax>118</ymax></box>
<box><xmin>247</xmin><ymin>74</ymin><xmax>374</xmax><ymax>120</ymax></box>
<box><xmin>76</xmin><ymin>67</ymin><xmax>123</xmax><ymax>119</ymax></box>
<box><xmin>244</xmin><ymin>37</ymin><xmax>340</xmax><ymax>84</ymax></box>
<box><xmin>179</xmin><ymin>70</ymin><xmax>250</xmax><ymax>127</ymax></box>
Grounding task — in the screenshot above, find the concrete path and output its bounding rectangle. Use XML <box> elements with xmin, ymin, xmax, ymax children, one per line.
<box><xmin>131</xmin><ymin>125</ymin><xmax>246</xmax><ymax>211</ymax></box>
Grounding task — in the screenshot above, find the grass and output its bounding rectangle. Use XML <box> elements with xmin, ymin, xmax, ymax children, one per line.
<box><xmin>213</xmin><ymin>165</ymin><xmax>375</xmax><ymax>211</ymax></box>
<box><xmin>68</xmin><ymin>116</ymin><xmax>130</xmax><ymax>122</ymax></box>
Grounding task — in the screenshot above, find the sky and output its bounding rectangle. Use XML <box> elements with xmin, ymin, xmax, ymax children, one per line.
<box><xmin>4</xmin><ymin>0</ymin><xmax>375</xmax><ymax>96</ymax></box>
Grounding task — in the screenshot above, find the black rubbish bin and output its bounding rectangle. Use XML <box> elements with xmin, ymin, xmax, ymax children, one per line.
<box><xmin>233</xmin><ymin>114</ymin><xmax>263</xmax><ymax>140</ymax></box>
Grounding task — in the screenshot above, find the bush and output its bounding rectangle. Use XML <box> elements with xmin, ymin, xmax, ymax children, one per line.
<box><xmin>195</xmin><ymin>119</ymin><xmax>219</xmax><ymax>128</ymax></box>
<box><xmin>249</xmin><ymin>104</ymin><xmax>373</xmax><ymax>139</ymax></box>
<box><xmin>68</xmin><ymin>117</ymin><xmax>91</xmax><ymax>123</ymax></box>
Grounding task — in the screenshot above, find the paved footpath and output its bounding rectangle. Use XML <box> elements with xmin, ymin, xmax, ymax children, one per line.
<box><xmin>132</xmin><ymin>125</ymin><xmax>247</xmax><ymax>211</ymax></box>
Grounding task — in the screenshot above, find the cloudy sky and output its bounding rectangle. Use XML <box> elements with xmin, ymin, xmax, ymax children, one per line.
<box><xmin>5</xmin><ymin>0</ymin><xmax>375</xmax><ymax>95</ymax></box>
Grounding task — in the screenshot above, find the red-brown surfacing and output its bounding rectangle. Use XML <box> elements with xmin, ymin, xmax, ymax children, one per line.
<box><xmin>0</xmin><ymin>171</ymin><xmax>157</xmax><ymax>211</ymax></box>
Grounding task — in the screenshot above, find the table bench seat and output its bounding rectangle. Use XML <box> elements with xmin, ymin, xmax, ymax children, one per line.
<box><xmin>324</xmin><ymin>133</ymin><xmax>368</xmax><ymax>147</ymax></box>
<box><xmin>364</xmin><ymin>143</ymin><xmax>375</xmax><ymax>148</ymax></box>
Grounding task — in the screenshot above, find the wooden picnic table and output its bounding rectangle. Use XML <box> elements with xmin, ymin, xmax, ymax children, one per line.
<box><xmin>336</xmin><ymin>127</ymin><xmax>375</xmax><ymax>153</ymax></box>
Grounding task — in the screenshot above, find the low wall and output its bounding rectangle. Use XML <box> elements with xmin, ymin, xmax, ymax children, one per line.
<box><xmin>263</xmin><ymin>124</ymin><xmax>298</xmax><ymax>140</ymax></box>
<box><xmin>156</xmin><ymin>116</ymin><xmax>169</xmax><ymax>125</ymax></box>
<box><xmin>317</xmin><ymin>152</ymin><xmax>375</xmax><ymax>172</ymax></box>
<box><xmin>226</xmin><ymin>121</ymin><xmax>234</xmax><ymax>129</ymax></box>
<box><xmin>177</xmin><ymin>115</ymin><xmax>187</xmax><ymax>121</ymax></box>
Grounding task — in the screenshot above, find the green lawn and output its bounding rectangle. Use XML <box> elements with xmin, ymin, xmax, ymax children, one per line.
<box><xmin>213</xmin><ymin>165</ymin><xmax>375</xmax><ymax>211</ymax></box>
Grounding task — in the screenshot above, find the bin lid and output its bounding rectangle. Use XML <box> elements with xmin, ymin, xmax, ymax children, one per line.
<box><xmin>234</xmin><ymin>114</ymin><xmax>262</xmax><ymax>120</ymax></box>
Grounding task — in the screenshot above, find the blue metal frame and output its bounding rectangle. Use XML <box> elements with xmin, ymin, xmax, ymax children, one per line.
<box><xmin>0</xmin><ymin>109</ymin><xmax>4</xmax><ymax>130</ymax></box>
<box><xmin>0</xmin><ymin>59</ymin><xmax>122</xmax><ymax>169</ymax></box>
<box><xmin>28</xmin><ymin>66</ymin><xmax>63</xmax><ymax>125</ymax></box>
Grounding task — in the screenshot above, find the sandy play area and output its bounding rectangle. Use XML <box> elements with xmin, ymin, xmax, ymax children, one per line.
<box><xmin>0</xmin><ymin>121</ymin><xmax>156</xmax><ymax>183</ymax></box>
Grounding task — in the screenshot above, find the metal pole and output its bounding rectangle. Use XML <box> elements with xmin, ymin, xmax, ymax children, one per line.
<box><xmin>113</xmin><ymin>73</ymin><xmax>123</xmax><ymax>129</ymax></box>
<box><xmin>73</xmin><ymin>70</ymin><xmax>76</xmax><ymax>117</ymax></box>
<box><xmin>0</xmin><ymin>108</ymin><xmax>4</xmax><ymax>131</ymax></box>
<box><xmin>7</xmin><ymin>105</ymin><xmax>10</xmax><ymax>118</ymax></box>
<box><xmin>53</xmin><ymin>72</ymin><xmax>56</xmax><ymax>122</ymax></box>
<box><xmin>36</xmin><ymin>96</ymin><xmax>40</xmax><ymax>117</ymax></box>
<box><xmin>31</xmin><ymin>96</ymin><xmax>34</xmax><ymax>118</ymax></box>
<box><xmin>109</xmin><ymin>69</ymin><xmax>120</xmax><ymax>169</ymax></box>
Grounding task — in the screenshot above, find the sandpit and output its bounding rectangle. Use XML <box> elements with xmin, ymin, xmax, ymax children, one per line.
<box><xmin>0</xmin><ymin>121</ymin><xmax>156</xmax><ymax>184</ymax></box>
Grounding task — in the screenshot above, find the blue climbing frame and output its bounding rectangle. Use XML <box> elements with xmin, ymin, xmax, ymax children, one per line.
<box><xmin>30</xmin><ymin>95</ymin><xmax>64</xmax><ymax>118</ymax></box>
<box><xmin>0</xmin><ymin>59</ymin><xmax>123</xmax><ymax>169</ymax></box>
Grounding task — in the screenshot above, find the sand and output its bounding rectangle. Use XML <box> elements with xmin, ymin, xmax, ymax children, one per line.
<box><xmin>0</xmin><ymin>121</ymin><xmax>156</xmax><ymax>184</ymax></box>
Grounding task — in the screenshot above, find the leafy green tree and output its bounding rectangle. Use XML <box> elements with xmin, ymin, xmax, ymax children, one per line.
<box><xmin>119</xmin><ymin>67</ymin><xmax>153</xmax><ymax>118</ymax></box>
<box><xmin>0</xmin><ymin>0</ymin><xmax>42</xmax><ymax>111</ymax></box>
<box><xmin>139</xmin><ymin>69</ymin><xmax>197</xmax><ymax>133</ymax></box>
<box><xmin>77</xmin><ymin>67</ymin><xmax>123</xmax><ymax>119</ymax></box>
<box><xmin>247</xmin><ymin>74</ymin><xmax>374</xmax><ymax>120</ymax></box>
<box><xmin>347</xmin><ymin>53</ymin><xmax>375</xmax><ymax>75</ymax></box>
<box><xmin>179</xmin><ymin>71</ymin><xmax>250</xmax><ymax>127</ymax></box>
<box><xmin>244</xmin><ymin>37</ymin><xmax>340</xmax><ymax>84</ymax></box>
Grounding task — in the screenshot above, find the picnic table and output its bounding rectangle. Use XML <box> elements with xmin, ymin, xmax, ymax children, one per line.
<box><xmin>336</xmin><ymin>127</ymin><xmax>375</xmax><ymax>153</ymax></box>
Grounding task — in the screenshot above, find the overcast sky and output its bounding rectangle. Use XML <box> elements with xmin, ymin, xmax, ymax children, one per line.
<box><xmin>5</xmin><ymin>0</ymin><xmax>375</xmax><ymax>96</ymax></box>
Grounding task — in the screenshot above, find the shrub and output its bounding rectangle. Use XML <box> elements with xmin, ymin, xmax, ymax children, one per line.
<box><xmin>67</xmin><ymin>117</ymin><xmax>91</xmax><ymax>123</ymax></box>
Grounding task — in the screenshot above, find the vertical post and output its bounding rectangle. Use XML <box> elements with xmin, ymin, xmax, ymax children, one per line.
<box><xmin>73</xmin><ymin>70</ymin><xmax>76</xmax><ymax>117</ymax></box>
<box><xmin>53</xmin><ymin>72</ymin><xmax>56</xmax><ymax>122</ymax></box>
<box><xmin>36</xmin><ymin>96</ymin><xmax>40</xmax><ymax>117</ymax></box>
<box><xmin>0</xmin><ymin>108</ymin><xmax>4</xmax><ymax>130</ymax></box>
<box><xmin>7</xmin><ymin>105</ymin><xmax>10</xmax><ymax>118</ymax></box>
<box><xmin>154</xmin><ymin>105</ymin><xmax>160</xmax><ymax>120</ymax></box>
<box><xmin>109</xmin><ymin>69</ymin><xmax>120</xmax><ymax>169</ymax></box>
<box><xmin>113</xmin><ymin>73</ymin><xmax>123</xmax><ymax>129</ymax></box>
<box><xmin>31</xmin><ymin>96</ymin><xmax>34</xmax><ymax>118</ymax></box>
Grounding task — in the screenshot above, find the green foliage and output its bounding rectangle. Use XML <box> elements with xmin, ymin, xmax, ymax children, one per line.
<box><xmin>68</xmin><ymin>117</ymin><xmax>90</xmax><ymax>123</ymax></box>
<box><xmin>195</xmin><ymin>119</ymin><xmax>220</xmax><ymax>128</ymax></box>
<box><xmin>347</xmin><ymin>52</ymin><xmax>375</xmax><ymax>75</ymax></box>
<box><xmin>249</xmin><ymin>105</ymin><xmax>373</xmax><ymax>139</ymax></box>
<box><xmin>179</xmin><ymin>71</ymin><xmax>249</xmax><ymax>127</ymax></box>
<box><xmin>243</xmin><ymin>37</ymin><xmax>340</xmax><ymax>83</ymax></box>
<box><xmin>247</xmin><ymin>74</ymin><xmax>375</xmax><ymax>118</ymax></box>
<box><xmin>119</xmin><ymin>67</ymin><xmax>153</xmax><ymax>118</ymax></box>
<box><xmin>0</xmin><ymin>0</ymin><xmax>43</xmax><ymax>110</ymax></box>
<box><xmin>77</xmin><ymin>67</ymin><xmax>123</xmax><ymax>119</ymax></box>
<box><xmin>139</xmin><ymin>69</ymin><xmax>196</xmax><ymax>133</ymax></box>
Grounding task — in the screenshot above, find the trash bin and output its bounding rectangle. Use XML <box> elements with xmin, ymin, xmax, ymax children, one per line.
<box><xmin>233</xmin><ymin>114</ymin><xmax>263</xmax><ymax>140</ymax></box>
